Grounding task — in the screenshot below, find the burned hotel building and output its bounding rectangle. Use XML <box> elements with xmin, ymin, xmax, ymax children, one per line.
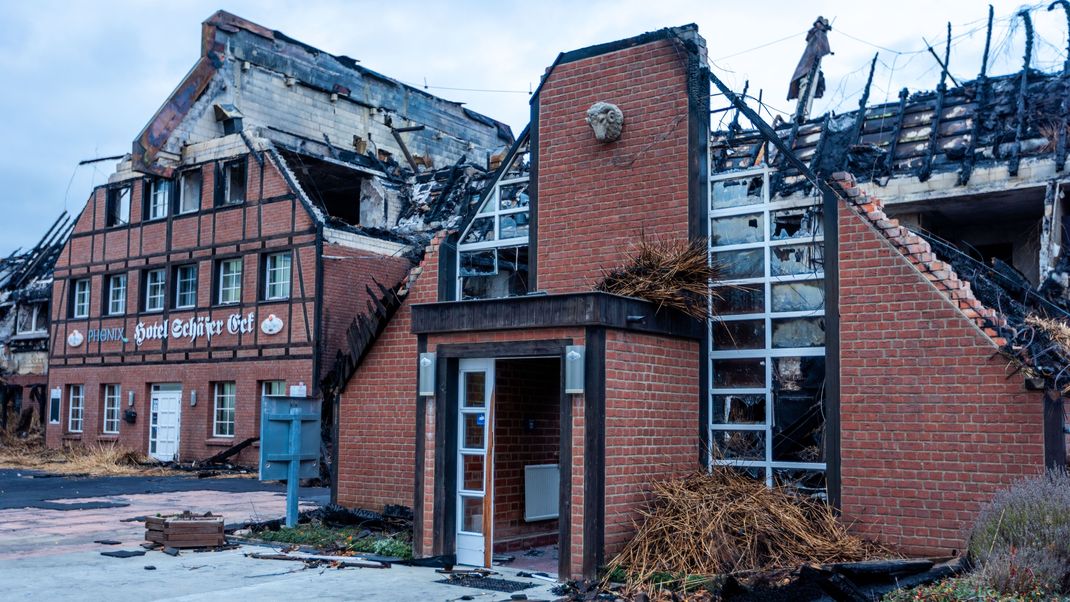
<box><xmin>39</xmin><ymin>6</ymin><xmax>1070</xmax><ymax>582</ymax></box>
<box><xmin>44</xmin><ymin>11</ymin><xmax>511</xmax><ymax>463</ymax></box>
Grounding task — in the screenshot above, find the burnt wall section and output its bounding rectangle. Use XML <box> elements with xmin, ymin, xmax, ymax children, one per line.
<box><xmin>535</xmin><ymin>35</ymin><xmax>696</xmax><ymax>294</ymax></box>
<box><xmin>838</xmin><ymin>181</ymin><xmax>1046</xmax><ymax>555</ymax></box>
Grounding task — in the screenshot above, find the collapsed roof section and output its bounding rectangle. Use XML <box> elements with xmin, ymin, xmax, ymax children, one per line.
<box><xmin>131</xmin><ymin>10</ymin><xmax>513</xmax><ymax>178</ymax></box>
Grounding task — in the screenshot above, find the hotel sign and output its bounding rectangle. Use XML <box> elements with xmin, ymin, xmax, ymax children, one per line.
<box><xmin>134</xmin><ymin>312</ymin><xmax>257</xmax><ymax>346</ymax></box>
<box><xmin>66</xmin><ymin>312</ymin><xmax>284</xmax><ymax>348</ymax></box>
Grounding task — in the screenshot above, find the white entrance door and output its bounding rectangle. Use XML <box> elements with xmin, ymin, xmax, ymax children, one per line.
<box><xmin>149</xmin><ymin>385</ymin><xmax>182</xmax><ymax>462</ymax></box>
<box><xmin>456</xmin><ymin>358</ymin><xmax>494</xmax><ymax>567</ymax></box>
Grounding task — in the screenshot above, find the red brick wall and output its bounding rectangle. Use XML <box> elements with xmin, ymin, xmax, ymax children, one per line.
<box><xmin>603</xmin><ymin>330</ymin><xmax>700</xmax><ymax>556</ymax></box>
<box><xmin>319</xmin><ymin>245</ymin><xmax>411</xmax><ymax>369</ymax></box>
<box><xmin>45</xmin><ymin>358</ymin><xmax>311</xmax><ymax>464</ymax></box>
<box><xmin>535</xmin><ymin>38</ymin><xmax>691</xmax><ymax>294</ymax></box>
<box><xmin>493</xmin><ymin>358</ymin><xmax>561</xmax><ymax>551</ymax></box>
<box><xmin>838</xmin><ymin>200</ymin><xmax>1046</xmax><ymax>556</ymax></box>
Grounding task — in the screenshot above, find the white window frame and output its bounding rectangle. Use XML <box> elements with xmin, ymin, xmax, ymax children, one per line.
<box><xmin>72</xmin><ymin>278</ymin><xmax>90</xmax><ymax>319</ymax></box>
<box><xmin>68</xmin><ymin>385</ymin><xmax>84</xmax><ymax>433</ymax></box>
<box><xmin>148</xmin><ymin>179</ymin><xmax>170</xmax><ymax>220</ymax></box>
<box><xmin>107</xmin><ymin>274</ymin><xmax>127</xmax><ymax>316</ymax></box>
<box><xmin>217</xmin><ymin>258</ymin><xmax>243</xmax><ymax>305</ymax></box>
<box><xmin>213</xmin><ymin>382</ymin><xmax>236</xmax><ymax>438</ymax></box>
<box><xmin>456</xmin><ymin>146</ymin><xmax>530</xmax><ymax>300</ymax></box>
<box><xmin>103</xmin><ymin>384</ymin><xmax>121</xmax><ymax>434</ymax></box>
<box><xmin>261</xmin><ymin>380</ymin><xmax>286</xmax><ymax>397</ymax></box>
<box><xmin>707</xmin><ymin>167</ymin><xmax>828</xmax><ymax>489</ymax></box>
<box><xmin>16</xmin><ymin>303</ymin><xmax>47</xmax><ymax>335</ymax></box>
<box><xmin>144</xmin><ymin>269</ymin><xmax>166</xmax><ymax>312</ymax></box>
<box><xmin>179</xmin><ymin>170</ymin><xmax>201</xmax><ymax>214</ymax></box>
<box><xmin>263</xmin><ymin>252</ymin><xmax>291</xmax><ymax>301</ymax></box>
<box><xmin>175</xmin><ymin>265</ymin><xmax>197</xmax><ymax>309</ymax></box>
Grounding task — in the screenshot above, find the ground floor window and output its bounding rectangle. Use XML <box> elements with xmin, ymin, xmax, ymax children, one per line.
<box><xmin>213</xmin><ymin>382</ymin><xmax>236</xmax><ymax>437</ymax></box>
<box><xmin>261</xmin><ymin>380</ymin><xmax>286</xmax><ymax>397</ymax></box>
<box><xmin>102</xmin><ymin>384</ymin><xmax>121</xmax><ymax>434</ymax></box>
<box><xmin>68</xmin><ymin>384</ymin><xmax>84</xmax><ymax>433</ymax></box>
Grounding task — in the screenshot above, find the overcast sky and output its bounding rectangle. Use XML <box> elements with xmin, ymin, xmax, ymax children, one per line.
<box><xmin>0</xmin><ymin>1</ymin><xmax>1066</xmax><ymax>254</ymax></box>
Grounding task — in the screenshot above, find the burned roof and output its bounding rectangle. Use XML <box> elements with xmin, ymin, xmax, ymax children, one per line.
<box><xmin>713</xmin><ymin>68</ymin><xmax>1070</xmax><ymax>197</ymax></box>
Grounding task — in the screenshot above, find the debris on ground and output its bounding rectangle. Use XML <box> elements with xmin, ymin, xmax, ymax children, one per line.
<box><xmin>596</xmin><ymin>235</ymin><xmax>717</xmax><ymax>320</ymax></box>
<box><xmin>93</xmin><ymin>539</ymin><xmax>121</xmax><ymax>545</ymax></box>
<box><xmin>246</xmin><ymin>551</ymin><xmax>389</xmax><ymax>569</ymax></box>
<box><xmin>436</xmin><ymin>572</ymin><xmax>537</xmax><ymax>593</ymax></box>
<box><xmin>100</xmin><ymin>549</ymin><xmax>146</xmax><ymax>558</ymax></box>
<box><xmin>605</xmin><ymin>465</ymin><xmax>889</xmax><ymax>586</ymax></box>
<box><xmin>145</xmin><ymin>511</ymin><xmax>225</xmax><ymax>549</ymax></box>
<box><xmin>245</xmin><ymin>503</ymin><xmax>414</xmax><ymax>559</ymax></box>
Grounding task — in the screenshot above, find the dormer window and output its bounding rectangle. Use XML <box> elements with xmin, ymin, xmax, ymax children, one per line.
<box><xmin>456</xmin><ymin>139</ymin><xmax>530</xmax><ymax>300</ymax></box>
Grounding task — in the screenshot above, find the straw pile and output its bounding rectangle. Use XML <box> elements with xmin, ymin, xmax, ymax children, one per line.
<box><xmin>596</xmin><ymin>236</ymin><xmax>717</xmax><ymax>320</ymax></box>
<box><xmin>606</xmin><ymin>465</ymin><xmax>885</xmax><ymax>585</ymax></box>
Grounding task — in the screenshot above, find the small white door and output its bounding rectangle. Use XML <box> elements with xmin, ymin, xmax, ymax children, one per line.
<box><xmin>456</xmin><ymin>358</ymin><xmax>494</xmax><ymax>567</ymax></box>
<box><xmin>149</xmin><ymin>385</ymin><xmax>182</xmax><ymax>462</ymax></box>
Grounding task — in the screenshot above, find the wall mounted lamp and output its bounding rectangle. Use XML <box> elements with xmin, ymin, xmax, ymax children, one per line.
<box><xmin>565</xmin><ymin>345</ymin><xmax>586</xmax><ymax>394</ymax></box>
<box><xmin>418</xmin><ymin>352</ymin><xmax>437</xmax><ymax>397</ymax></box>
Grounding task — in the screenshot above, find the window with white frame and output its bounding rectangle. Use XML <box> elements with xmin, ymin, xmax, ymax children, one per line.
<box><xmin>144</xmin><ymin>269</ymin><xmax>165</xmax><ymax>312</ymax></box>
<box><xmin>71</xmin><ymin>278</ymin><xmax>90</xmax><ymax>318</ymax></box>
<box><xmin>456</xmin><ymin>141</ymin><xmax>530</xmax><ymax>300</ymax></box>
<box><xmin>103</xmin><ymin>384</ymin><xmax>121</xmax><ymax>434</ymax></box>
<box><xmin>179</xmin><ymin>169</ymin><xmax>201</xmax><ymax>214</ymax></box>
<box><xmin>68</xmin><ymin>384</ymin><xmax>84</xmax><ymax>433</ymax></box>
<box><xmin>107</xmin><ymin>274</ymin><xmax>127</xmax><ymax>315</ymax></box>
<box><xmin>174</xmin><ymin>265</ymin><xmax>197</xmax><ymax>309</ymax></box>
<box><xmin>213</xmin><ymin>382</ymin><xmax>236</xmax><ymax>437</ymax></box>
<box><xmin>708</xmin><ymin>167</ymin><xmax>827</xmax><ymax>497</ymax></box>
<box><xmin>261</xmin><ymin>380</ymin><xmax>286</xmax><ymax>397</ymax></box>
<box><xmin>147</xmin><ymin>179</ymin><xmax>170</xmax><ymax>220</ymax></box>
<box><xmin>263</xmin><ymin>252</ymin><xmax>291</xmax><ymax>301</ymax></box>
<box><xmin>16</xmin><ymin>303</ymin><xmax>48</xmax><ymax>335</ymax></box>
<box><xmin>217</xmin><ymin>258</ymin><xmax>242</xmax><ymax>305</ymax></box>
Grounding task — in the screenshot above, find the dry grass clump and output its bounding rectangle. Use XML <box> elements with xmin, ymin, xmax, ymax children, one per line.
<box><xmin>606</xmin><ymin>465</ymin><xmax>887</xmax><ymax>586</ymax></box>
<box><xmin>597</xmin><ymin>236</ymin><xmax>717</xmax><ymax>320</ymax></box>
<box><xmin>0</xmin><ymin>437</ymin><xmax>169</xmax><ymax>476</ymax></box>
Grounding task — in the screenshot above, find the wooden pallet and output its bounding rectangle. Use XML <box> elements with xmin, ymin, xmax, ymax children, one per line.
<box><xmin>145</xmin><ymin>512</ymin><xmax>225</xmax><ymax>548</ymax></box>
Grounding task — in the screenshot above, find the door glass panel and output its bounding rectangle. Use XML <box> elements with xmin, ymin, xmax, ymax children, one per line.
<box><xmin>771</xmin><ymin>280</ymin><xmax>824</xmax><ymax>312</ymax></box>
<box><xmin>461</xmin><ymin>454</ymin><xmax>484</xmax><ymax>492</ymax></box>
<box><xmin>460</xmin><ymin>496</ymin><xmax>484</xmax><ymax>533</ymax></box>
<box><xmin>711</xmin><ymin>393</ymin><xmax>766</xmax><ymax>424</ymax></box>
<box><xmin>714</xmin><ymin>248</ymin><xmax>764</xmax><ymax>279</ymax></box>
<box><xmin>772</xmin><ymin>356</ymin><xmax>825</xmax><ymax>462</ymax></box>
<box><xmin>463</xmin><ymin>413</ymin><xmax>485</xmax><ymax>449</ymax></box>
<box><xmin>712</xmin><ymin>319</ymin><xmax>764</xmax><ymax>350</ymax></box>
<box><xmin>771</xmin><ymin>317</ymin><xmax>825</xmax><ymax>348</ymax></box>
<box><xmin>711</xmin><ymin>213</ymin><xmax>764</xmax><ymax>246</ymax></box>
<box><xmin>463</xmin><ymin>372</ymin><xmax>486</xmax><ymax>408</ymax></box>
<box><xmin>712</xmin><ymin>358</ymin><xmax>765</xmax><ymax>388</ymax></box>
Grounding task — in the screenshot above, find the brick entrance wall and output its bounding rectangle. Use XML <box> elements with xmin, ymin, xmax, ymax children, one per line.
<box><xmin>838</xmin><ymin>199</ymin><xmax>1046</xmax><ymax>555</ymax></box>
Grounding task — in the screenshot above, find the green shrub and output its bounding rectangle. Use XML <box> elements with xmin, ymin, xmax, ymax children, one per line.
<box><xmin>967</xmin><ymin>469</ymin><xmax>1070</xmax><ymax>595</ymax></box>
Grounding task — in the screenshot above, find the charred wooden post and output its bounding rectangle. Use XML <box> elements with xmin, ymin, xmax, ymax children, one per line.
<box><xmin>959</xmin><ymin>5</ymin><xmax>995</xmax><ymax>185</ymax></box>
<box><xmin>919</xmin><ymin>24</ymin><xmax>952</xmax><ymax>182</ymax></box>
<box><xmin>1049</xmin><ymin>1</ymin><xmax>1070</xmax><ymax>171</ymax></box>
<box><xmin>1010</xmin><ymin>9</ymin><xmax>1034</xmax><ymax>178</ymax></box>
<box><xmin>726</xmin><ymin>80</ymin><xmax>750</xmax><ymax>144</ymax></box>
<box><xmin>884</xmin><ymin>88</ymin><xmax>911</xmax><ymax>176</ymax></box>
<box><xmin>848</xmin><ymin>54</ymin><xmax>879</xmax><ymax>148</ymax></box>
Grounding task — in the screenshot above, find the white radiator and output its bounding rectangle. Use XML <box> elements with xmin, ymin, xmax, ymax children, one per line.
<box><xmin>524</xmin><ymin>463</ymin><xmax>560</xmax><ymax>522</ymax></box>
